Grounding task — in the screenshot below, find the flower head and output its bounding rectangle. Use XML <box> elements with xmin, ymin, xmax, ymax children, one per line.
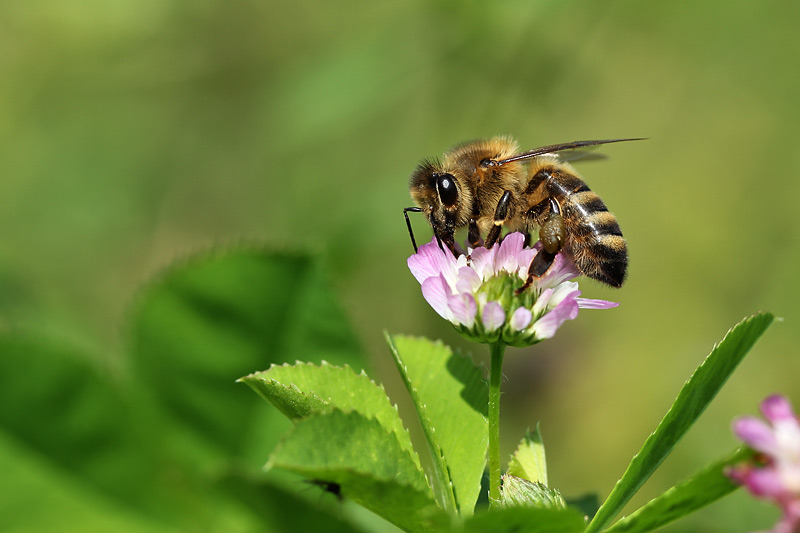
<box><xmin>728</xmin><ymin>394</ymin><xmax>800</xmax><ymax>533</ymax></box>
<box><xmin>407</xmin><ymin>232</ymin><xmax>618</xmax><ymax>346</ymax></box>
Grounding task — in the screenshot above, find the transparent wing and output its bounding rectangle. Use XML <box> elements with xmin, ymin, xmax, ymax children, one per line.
<box><xmin>555</xmin><ymin>150</ymin><xmax>608</xmax><ymax>163</ymax></box>
<box><xmin>496</xmin><ymin>138</ymin><xmax>644</xmax><ymax>165</ymax></box>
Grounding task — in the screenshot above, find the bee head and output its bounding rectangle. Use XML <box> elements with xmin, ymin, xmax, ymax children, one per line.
<box><xmin>409</xmin><ymin>159</ymin><xmax>472</xmax><ymax>247</ymax></box>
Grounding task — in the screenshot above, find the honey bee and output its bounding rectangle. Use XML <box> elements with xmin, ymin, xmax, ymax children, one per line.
<box><xmin>404</xmin><ymin>136</ymin><xmax>641</xmax><ymax>289</ymax></box>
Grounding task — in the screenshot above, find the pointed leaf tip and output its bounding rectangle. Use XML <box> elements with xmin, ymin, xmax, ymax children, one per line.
<box><xmin>586</xmin><ymin>312</ymin><xmax>774</xmax><ymax>533</ymax></box>
<box><xmin>243</xmin><ymin>361</ymin><xmax>420</xmax><ymax>465</ymax></box>
<box><xmin>507</xmin><ymin>425</ymin><xmax>548</xmax><ymax>485</ymax></box>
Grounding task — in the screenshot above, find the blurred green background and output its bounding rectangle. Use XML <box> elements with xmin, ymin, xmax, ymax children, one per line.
<box><xmin>1</xmin><ymin>1</ymin><xmax>798</xmax><ymax>531</ymax></box>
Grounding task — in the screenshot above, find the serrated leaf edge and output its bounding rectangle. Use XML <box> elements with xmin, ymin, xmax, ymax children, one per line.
<box><xmin>266</xmin><ymin>408</ymin><xmax>430</xmax><ymax>493</ymax></box>
<box><xmin>605</xmin><ymin>447</ymin><xmax>752</xmax><ymax>533</ymax></box>
<box><xmin>586</xmin><ymin>312</ymin><xmax>774</xmax><ymax>533</ymax></box>
<box><xmin>386</xmin><ymin>333</ymin><xmax>463</xmax><ymax>515</ymax></box>
<box><xmin>242</xmin><ymin>359</ymin><xmax>422</xmax><ymax>470</ymax></box>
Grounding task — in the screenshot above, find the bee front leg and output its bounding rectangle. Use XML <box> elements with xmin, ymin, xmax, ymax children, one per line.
<box><xmin>484</xmin><ymin>190</ymin><xmax>513</xmax><ymax>249</ymax></box>
<box><xmin>468</xmin><ymin>218</ymin><xmax>481</xmax><ymax>248</ymax></box>
<box><xmin>435</xmin><ymin>231</ymin><xmax>456</xmax><ymax>254</ymax></box>
<box><xmin>517</xmin><ymin>198</ymin><xmax>565</xmax><ymax>293</ymax></box>
<box><xmin>429</xmin><ymin>209</ymin><xmax>458</xmax><ymax>253</ymax></box>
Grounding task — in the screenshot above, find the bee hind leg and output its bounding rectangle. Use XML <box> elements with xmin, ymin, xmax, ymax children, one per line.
<box><xmin>484</xmin><ymin>190</ymin><xmax>513</xmax><ymax>248</ymax></box>
<box><xmin>516</xmin><ymin>198</ymin><xmax>565</xmax><ymax>294</ymax></box>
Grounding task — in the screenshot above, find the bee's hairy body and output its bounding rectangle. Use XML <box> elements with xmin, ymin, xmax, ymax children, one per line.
<box><xmin>407</xmin><ymin>136</ymin><xmax>632</xmax><ymax>288</ymax></box>
<box><xmin>522</xmin><ymin>157</ymin><xmax>627</xmax><ymax>287</ymax></box>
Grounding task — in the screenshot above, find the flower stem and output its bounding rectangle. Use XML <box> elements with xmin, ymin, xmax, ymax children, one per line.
<box><xmin>488</xmin><ymin>341</ymin><xmax>506</xmax><ymax>504</ymax></box>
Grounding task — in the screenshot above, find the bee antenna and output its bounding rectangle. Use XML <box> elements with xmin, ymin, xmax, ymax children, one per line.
<box><xmin>404</xmin><ymin>207</ymin><xmax>422</xmax><ymax>253</ymax></box>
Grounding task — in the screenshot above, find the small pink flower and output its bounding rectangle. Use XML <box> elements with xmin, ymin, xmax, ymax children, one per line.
<box><xmin>407</xmin><ymin>232</ymin><xmax>618</xmax><ymax>346</ymax></box>
<box><xmin>728</xmin><ymin>395</ymin><xmax>800</xmax><ymax>533</ymax></box>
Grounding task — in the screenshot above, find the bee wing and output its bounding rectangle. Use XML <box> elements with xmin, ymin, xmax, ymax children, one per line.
<box><xmin>555</xmin><ymin>150</ymin><xmax>608</xmax><ymax>163</ymax></box>
<box><xmin>496</xmin><ymin>138</ymin><xmax>644</xmax><ymax>165</ymax></box>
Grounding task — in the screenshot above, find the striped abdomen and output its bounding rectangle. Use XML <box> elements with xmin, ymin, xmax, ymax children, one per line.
<box><xmin>526</xmin><ymin>165</ymin><xmax>628</xmax><ymax>287</ymax></box>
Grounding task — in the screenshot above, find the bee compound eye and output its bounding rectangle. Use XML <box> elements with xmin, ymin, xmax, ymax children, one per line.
<box><xmin>435</xmin><ymin>173</ymin><xmax>458</xmax><ymax>207</ymax></box>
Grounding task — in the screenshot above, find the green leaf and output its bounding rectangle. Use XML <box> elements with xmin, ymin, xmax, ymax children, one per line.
<box><xmin>268</xmin><ymin>409</ymin><xmax>448</xmax><ymax>533</ymax></box>
<box><xmin>462</xmin><ymin>506</ymin><xmax>586</xmax><ymax>533</ymax></box>
<box><xmin>128</xmin><ymin>249</ymin><xmax>366</xmax><ymax>463</ymax></box>
<box><xmin>0</xmin><ymin>333</ymin><xmax>170</xmax><ymax>518</ymax></box>
<box><xmin>239</xmin><ymin>361</ymin><xmax>419</xmax><ymax>465</ymax></box>
<box><xmin>0</xmin><ymin>432</ymin><xmax>173</xmax><ymax>533</ymax></box>
<box><xmin>218</xmin><ymin>470</ymin><xmax>368</xmax><ymax>533</ymax></box>
<box><xmin>0</xmin><ymin>330</ymin><xmax>324</xmax><ymax>531</ymax></box>
<box><xmin>499</xmin><ymin>475</ymin><xmax>566</xmax><ymax>509</ymax></box>
<box><xmin>387</xmin><ymin>334</ymin><xmax>489</xmax><ymax>516</ymax></box>
<box><xmin>604</xmin><ymin>448</ymin><xmax>754</xmax><ymax>533</ymax></box>
<box><xmin>507</xmin><ymin>425</ymin><xmax>548</xmax><ymax>485</ymax></box>
<box><xmin>0</xmin><ymin>268</ymin><xmax>373</xmax><ymax>533</ymax></box>
<box><xmin>586</xmin><ymin>312</ymin><xmax>774</xmax><ymax>533</ymax></box>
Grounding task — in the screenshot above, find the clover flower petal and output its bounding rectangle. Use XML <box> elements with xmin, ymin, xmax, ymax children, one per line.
<box><xmin>728</xmin><ymin>394</ymin><xmax>800</xmax><ymax>533</ymax></box>
<box><xmin>407</xmin><ymin>233</ymin><xmax>618</xmax><ymax>346</ymax></box>
<box><xmin>456</xmin><ymin>266</ymin><xmax>482</xmax><ymax>293</ymax></box>
<box><xmin>531</xmin><ymin>294</ymin><xmax>580</xmax><ymax>340</ymax></box>
<box><xmin>735</xmin><ymin>417</ymin><xmax>780</xmax><ymax>457</ymax></box>
<box><xmin>575</xmin><ymin>297</ymin><xmax>620</xmax><ymax>310</ymax></box>
<box><xmin>447</xmin><ymin>292</ymin><xmax>477</xmax><ymax>328</ymax></box>
<box><xmin>482</xmin><ymin>301</ymin><xmax>506</xmax><ymax>332</ymax></box>
<box><xmin>408</xmin><ymin>240</ymin><xmax>456</xmax><ymax>284</ymax></box>
<box><xmin>420</xmin><ymin>274</ymin><xmax>452</xmax><ymax>321</ymax></box>
<box><xmin>510</xmin><ymin>307</ymin><xmax>533</xmax><ymax>331</ymax></box>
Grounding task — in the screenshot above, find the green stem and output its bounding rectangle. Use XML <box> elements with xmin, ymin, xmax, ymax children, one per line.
<box><xmin>488</xmin><ymin>341</ymin><xmax>506</xmax><ymax>504</ymax></box>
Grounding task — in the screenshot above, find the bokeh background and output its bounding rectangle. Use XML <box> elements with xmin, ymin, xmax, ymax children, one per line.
<box><xmin>1</xmin><ymin>1</ymin><xmax>798</xmax><ymax>531</ymax></box>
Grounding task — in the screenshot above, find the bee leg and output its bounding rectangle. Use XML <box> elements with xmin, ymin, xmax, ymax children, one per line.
<box><xmin>437</xmin><ymin>227</ymin><xmax>457</xmax><ymax>254</ymax></box>
<box><xmin>484</xmin><ymin>190</ymin><xmax>513</xmax><ymax>249</ymax></box>
<box><xmin>538</xmin><ymin>198</ymin><xmax>566</xmax><ymax>255</ymax></box>
<box><xmin>427</xmin><ymin>209</ymin><xmax>457</xmax><ymax>253</ymax></box>
<box><xmin>435</xmin><ymin>231</ymin><xmax>456</xmax><ymax>254</ymax></box>
<box><xmin>517</xmin><ymin>198</ymin><xmax>565</xmax><ymax>293</ymax></box>
<box><xmin>468</xmin><ymin>218</ymin><xmax>481</xmax><ymax>248</ymax></box>
<box><xmin>524</xmin><ymin>197</ymin><xmax>551</xmax><ymax>222</ymax></box>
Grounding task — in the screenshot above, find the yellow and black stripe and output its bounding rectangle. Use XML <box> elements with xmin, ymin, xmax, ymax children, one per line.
<box><xmin>526</xmin><ymin>165</ymin><xmax>628</xmax><ymax>288</ymax></box>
